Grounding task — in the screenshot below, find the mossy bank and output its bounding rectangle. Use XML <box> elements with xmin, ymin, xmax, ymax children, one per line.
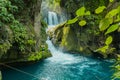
<box><xmin>0</xmin><ymin>0</ymin><xmax>51</xmax><ymax>63</ymax></box>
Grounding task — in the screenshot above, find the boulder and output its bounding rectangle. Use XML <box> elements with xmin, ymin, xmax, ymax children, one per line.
<box><xmin>47</xmin><ymin>22</ymin><xmax>100</xmax><ymax>56</ymax></box>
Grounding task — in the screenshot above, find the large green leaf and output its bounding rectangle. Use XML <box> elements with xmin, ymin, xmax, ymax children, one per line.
<box><xmin>105</xmin><ymin>24</ymin><xmax>119</xmax><ymax>35</ymax></box>
<box><xmin>99</xmin><ymin>18</ymin><xmax>110</xmax><ymax>31</ymax></box>
<box><xmin>79</xmin><ymin>20</ymin><xmax>86</xmax><ymax>27</ymax></box>
<box><xmin>67</xmin><ymin>17</ymin><xmax>78</xmax><ymax>24</ymax></box>
<box><xmin>108</xmin><ymin>17</ymin><xmax>113</xmax><ymax>24</ymax></box>
<box><xmin>96</xmin><ymin>46</ymin><xmax>108</xmax><ymax>53</ymax></box>
<box><xmin>76</xmin><ymin>7</ymin><xmax>86</xmax><ymax>16</ymax></box>
<box><xmin>105</xmin><ymin>9</ymin><xmax>118</xmax><ymax>18</ymax></box>
<box><xmin>105</xmin><ymin>36</ymin><xmax>113</xmax><ymax>45</ymax></box>
<box><xmin>95</xmin><ymin>6</ymin><xmax>106</xmax><ymax>14</ymax></box>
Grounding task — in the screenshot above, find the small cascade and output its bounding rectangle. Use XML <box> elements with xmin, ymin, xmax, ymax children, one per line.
<box><xmin>48</xmin><ymin>11</ymin><xmax>59</xmax><ymax>25</ymax></box>
<box><xmin>40</xmin><ymin>0</ymin><xmax>68</xmax><ymax>26</ymax></box>
<box><xmin>47</xmin><ymin>11</ymin><xmax>67</xmax><ymax>26</ymax></box>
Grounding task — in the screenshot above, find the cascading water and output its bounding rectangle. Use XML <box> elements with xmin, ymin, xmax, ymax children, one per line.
<box><xmin>46</xmin><ymin>11</ymin><xmax>69</xmax><ymax>61</ymax></box>
<box><xmin>41</xmin><ymin>0</ymin><xmax>68</xmax><ymax>27</ymax></box>
<box><xmin>47</xmin><ymin>11</ymin><xmax>67</xmax><ymax>27</ymax></box>
<box><xmin>48</xmin><ymin>11</ymin><xmax>59</xmax><ymax>26</ymax></box>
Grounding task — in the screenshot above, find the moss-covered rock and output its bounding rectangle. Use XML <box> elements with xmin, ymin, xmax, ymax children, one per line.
<box><xmin>0</xmin><ymin>0</ymin><xmax>52</xmax><ymax>63</ymax></box>
<box><xmin>47</xmin><ymin>22</ymin><xmax>105</xmax><ymax>56</ymax></box>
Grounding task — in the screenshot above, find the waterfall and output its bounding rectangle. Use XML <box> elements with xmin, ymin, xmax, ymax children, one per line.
<box><xmin>47</xmin><ymin>11</ymin><xmax>67</xmax><ymax>26</ymax></box>
<box><xmin>42</xmin><ymin>0</ymin><xmax>68</xmax><ymax>58</ymax></box>
<box><xmin>48</xmin><ymin>11</ymin><xmax>59</xmax><ymax>26</ymax></box>
<box><xmin>41</xmin><ymin>0</ymin><xmax>68</xmax><ymax>26</ymax></box>
<box><xmin>46</xmin><ymin>10</ymin><xmax>68</xmax><ymax>61</ymax></box>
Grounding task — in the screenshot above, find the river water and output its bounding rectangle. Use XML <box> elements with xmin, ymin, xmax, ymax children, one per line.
<box><xmin>2</xmin><ymin>11</ymin><xmax>114</xmax><ymax>80</ymax></box>
<box><xmin>2</xmin><ymin>40</ymin><xmax>113</xmax><ymax>80</ymax></box>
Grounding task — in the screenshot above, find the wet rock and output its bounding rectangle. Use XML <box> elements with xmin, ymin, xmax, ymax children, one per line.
<box><xmin>47</xmin><ymin>22</ymin><xmax>99</xmax><ymax>56</ymax></box>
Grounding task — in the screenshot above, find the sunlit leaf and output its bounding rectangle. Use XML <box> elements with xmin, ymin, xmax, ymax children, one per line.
<box><xmin>105</xmin><ymin>9</ymin><xmax>118</xmax><ymax>18</ymax></box>
<box><xmin>105</xmin><ymin>36</ymin><xmax>113</xmax><ymax>45</ymax></box>
<box><xmin>99</xmin><ymin>18</ymin><xmax>110</xmax><ymax>31</ymax></box>
<box><xmin>79</xmin><ymin>20</ymin><xmax>86</xmax><ymax>27</ymax></box>
<box><xmin>67</xmin><ymin>17</ymin><xmax>78</xmax><ymax>24</ymax></box>
<box><xmin>95</xmin><ymin>6</ymin><xmax>106</xmax><ymax>14</ymax></box>
<box><xmin>85</xmin><ymin>11</ymin><xmax>91</xmax><ymax>15</ymax></box>
<box><xmin>96</xmin><ymin>46</ymin><xmax>109</xmax><ymax>53</ymax></box>
<box><xmin>108</xmin><ymin>17</ymin><xmax>113</xmax><ymax>24</ymax></box>
<box><xmin>114</xmin><ymin>15</ymin><xmax>120</xmax><ymax>22</ymax></box>
<box><xmin>76</xmin><ymin>7</ymin><xmax>86</xmax><ymax>16</ymax></box>
<box><xmin>105</xmin><ymin>24</ymin><xmax>119</xmax><ymax>35</ymax></box>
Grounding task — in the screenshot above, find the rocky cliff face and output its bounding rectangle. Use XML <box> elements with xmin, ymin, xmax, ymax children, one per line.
<box><xmin>0</xmin><ymin>0</ymin><xmax>51</xmax><ymax>63</ymax></box>
<box><xmin>47</xmin><ymin>23</ymin><xmax>99</xmax><ymax>56</ymax></box>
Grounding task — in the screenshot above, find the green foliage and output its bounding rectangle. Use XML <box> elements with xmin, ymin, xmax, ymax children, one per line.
<box><xmin>98</xmin><ymin>6</ymin><xmax>120</xmax><ymax>33</ymax></box>
<box><xmin>96</xmin><ymin>36</ymin><xmax>115</xmax><ymax>58</ymax></box>
<box><xmin>10</xmin><ymin>20</ymin><xmax>28</xmax><ymax>51</ymax></box>
<box><xmin>95</xmin><ymin>4</ymin><xmax>120</xmax><ymax>79</ymax></box>
<box><xmin>96</xmin><ymin>7</ymin><xmax>120</xmax><ymax>59</ymax></box>
<box><xmin>105</xmin><ymin>24</ymin><xmax>119</xmax><ymax>35</ymax></box>
<box><xmin>41</xmin><ymin>20</ymin><xmax>48</xmax><ymax>44</ymax></box>
<box><xmin>97</xmin><ymin>5</ymin><xmax>120</xmax><ymax>56</ymax></box>
<box><xmin>0</xmin><ymin>42</ymin><xmax>11</xmax><ymax>54</ymax></box>
<box><xmin>97</xmin><ymin>46</ymin><xmax>109</xmax><ymax>53</ymax></box>
<box><xmin>28</xmin><ymin>44</ymin><xmax>51</xmax><ymax>61</ymax></box>
<box><xmin>9</xmin><ymin>0</ymin><xmax>25</xmax><ymax>11</ymax></box>
<box><xmin>0</xmin><ymin>0</ymin><xmax>36</xmax><ymax>53</ymax></box>
<box><xmin>79</xmin><ymin>20</ymin><xmax>87</xmax><ymax>27</ymax></box>
<box><xmin>0</xmin><ymin>0</ymin><xmax>17</xmax><ymax>24</ymax></box>
<box><xmin>67</xmin><ymin>6</ymin><xmax>91</xmax><ymax>26</ymax></box>
<box><xmin>112</xmin><ymin>56</ymin><xmax>120</xmax><ymax>80</ymax></box>
<box><xmin>105</xmin><ymin>9</ymin><xmax>118</xmax><ymax>18</ymax></box>
<box><xmin>10</xmin><ymin>20</ymin><xmax>36</xmax><ymax>52</ymax></box>
<box><xmin>85</xmin><ymin>11</ymin><xmax>91</xmax><ymax>16</ymax></box>
<box><xmin>66</xmin><ymin>1</ymin><xmax>120</xmax><ymax>59</ymax></box>
<box><xmin>96</xmin><ymin>5</ymin><xmax>120</xmax><ymax>58</ymax></box>
<box><xmin>40</xmin><ymin>45</ymin><xmax>52</xmax><ymax>59</ymax></box>
<box><xmin>27</xmin><ymin>40</ymin><xmax>36</xmax><ymax>46</ymax></box>
<box><xmin>76</xmin><ymin>7</ymin><xmax>86</xmax><ymax>16</ymax></box>
<box><xmin>95</xmin><ymin>6</ymin><xmax>106</xmax><ymax>14</ymax></box>
<box><xmin>0</xmin><ymin>0</ymin><xmax>17</xmax><ymax>53</ymax></box>
<box><xmin>109</xmin><ymin>0</ymin><xmax>114</xmax><ymax>3</ymax></box>
<box><xmin>67</xmin><ymin>17</ymin><xmax>78</xmax><ymax>24</ymax></box>
<box><xmin>105</xmin><ymin>36</ymin><xmax>113</xmax><ymax>45</ymax></box>
<box><xmin>76</xmin><ymin>6</ymin><xmax>91</xmax><ymax>17</ymax></box>
<box><xmin>28</xmin><ymin>52</ymin><xmax>42</xmax><ymax>61</ymax></box>
<box><xmin>99</xmin><ymin>18</ymin><xmax>110</xmax><ymax>31</ymax></box>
